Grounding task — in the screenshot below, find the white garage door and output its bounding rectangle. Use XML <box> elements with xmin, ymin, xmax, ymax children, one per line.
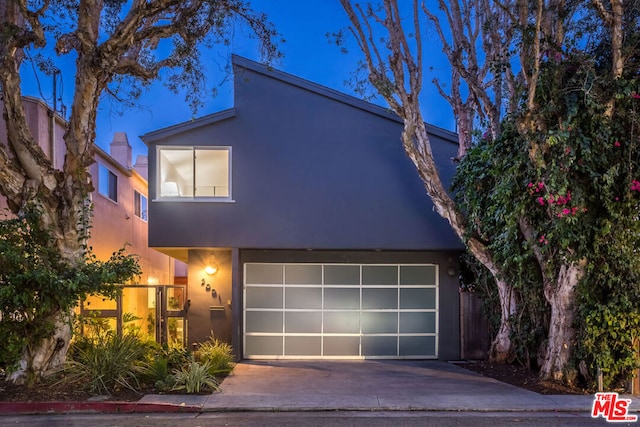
<box><xmin>243</xmin><ymin>263</ymin><xmax>438</xmax><ymax>359</ymax></box>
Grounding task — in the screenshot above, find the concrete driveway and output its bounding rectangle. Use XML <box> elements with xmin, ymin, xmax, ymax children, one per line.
<box><xmin>188</xmin><ymin>360</ymin><xmax>607</xmax><ymax>412</ymax></box>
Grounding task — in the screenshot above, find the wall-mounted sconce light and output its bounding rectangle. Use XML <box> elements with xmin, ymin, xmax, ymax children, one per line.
<box><xmin>204</xmin><ymin>255</ymin><xmax>218</xmax><ymax>276</ymax></box>
<box><xmin>447</xmin><ymin>266</ymin><xmax>457</xmax><ymax>277</ymax></box>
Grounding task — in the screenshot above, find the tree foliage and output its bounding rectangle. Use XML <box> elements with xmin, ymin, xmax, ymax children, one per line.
<box><xmin>0</xmin><ymin>207</ymin><xmax>141</xmax><ymax>382</ymax></box>
<box><xmin>453</xmin><ymin>21</ymin><xmax>640</xmax><ymax>387</ymax></box>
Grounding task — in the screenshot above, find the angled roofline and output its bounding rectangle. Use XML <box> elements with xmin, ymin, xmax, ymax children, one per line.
<box><xmin>140</xmin><ymin>108</ymin><xmax>236</xmax><ymax>144</ymax></box>
<box><xmin>231</xmin><ymin>55</ymin><xmax>458</xmax><ymax>144</ymax></box>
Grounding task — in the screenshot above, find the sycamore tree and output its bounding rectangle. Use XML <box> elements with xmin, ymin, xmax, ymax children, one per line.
<box><xmin>339</xmin><ymin>0</ymin><xmax>639</xmax><ymax>383</ymax></box>
<box><xmin>0</xmin><ymin>0</ymin><xmax>279</xmax><ymax>383</ymax></box>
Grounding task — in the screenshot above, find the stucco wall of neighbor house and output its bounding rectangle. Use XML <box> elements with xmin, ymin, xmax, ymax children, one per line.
<box><xmin>234</xmin><ymin>249</ymin><xmax>461</xmax><ymax>361</ymax></box>
<box><xmin>0</xmin><ymin>98</ymin><xmax>175</xmax><ymax>286</ymax></box>
<box><xmin>145</xmin><ymin>57</ymin><xmax>464</xmax><ymax>252</ymax></box>
<box><xmin>187</xmin><ymin>249</ymin><xmax>233</xmax><ymax>347</ymax></box>
<box><xmin>89</xmin><ymin>140</ymin><xmax>176</xmax><ymax>285</ymax></box>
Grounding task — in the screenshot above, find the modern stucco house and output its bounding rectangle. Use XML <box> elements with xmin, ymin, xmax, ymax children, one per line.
<box><xmin>142</xmin><ymin>56</ymin><xmax>465</xmax><ymax>360</ymax></box>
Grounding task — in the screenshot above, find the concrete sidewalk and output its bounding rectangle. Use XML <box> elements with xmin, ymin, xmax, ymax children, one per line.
<box><xmin>139</xmin><ymin>360</ymin><xmax>639</xmax><ymax>413</ymax></box>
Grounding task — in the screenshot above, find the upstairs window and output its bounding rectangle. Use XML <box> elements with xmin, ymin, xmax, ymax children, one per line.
<box><xmin>157</xmin><ymin>147</ymin><xmax>231</xmax><ymax>200</ymax></box>
<box><xmin>134</xmin><ymin>190</ymin><xmax>148</xmax><ymax>221</ymax></box>
<box><xmin>98</xmin><ymin>164</ymin><xmax>118</xmax><ymax>202</ymax></box>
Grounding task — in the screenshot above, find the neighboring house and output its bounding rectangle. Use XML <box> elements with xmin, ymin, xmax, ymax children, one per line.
<box><xmin>90</xmin><ymin>132</ymin><xmax>176</xmax><ymax>285</ymax></box>
<box><xmin>142</xmin><ymin>56</ymin><xmax>466</xmax><ymax>360</ymax></box>
<box><xmin>0</xmin><ymin>97</ymin><xmax>180</xmax><ymax>342</ymax></box>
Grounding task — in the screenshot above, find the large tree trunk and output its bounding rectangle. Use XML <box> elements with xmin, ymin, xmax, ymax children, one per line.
<box><xmin>491</xmin><ymin>277</ymin><xmax>517</xmax><ymax>362</ymax></box>
<box><xmin>540</xmin><ymin>261</ymin><xmax>585</xmax><ymax>382</ymax></box>
<box><xmin>8</xmin><ymin>310</ymin><xmax>73</xmax><ymax>385</ymax></box>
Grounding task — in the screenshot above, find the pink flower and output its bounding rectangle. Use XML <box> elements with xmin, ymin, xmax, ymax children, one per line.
<box><xmin>537</xmin><ymin>197</ymin><xmax>545</xmax><ymax>205</ymax></box>
<box><xmin>571</xmin><ymin>207</ymin><xmax>578</xmax><ymax>214</ymax></box>
<box><xmin>632</xmin><ymin>180</ymin><xmax>640</xmax><ymax>192</ymax></box>
<box><xmin>614</xmin><ymin>141</ymin><xmax>621</xmax><ymax>147</ymax></box>
<box><xmin>632</xmin><ymin>92</ymin><xmax>640</xmax><ymax>99</ymax></box>
<box><xmin>562</xmin><ymin>208</ymin><xmax>571</xmax><ymax>215</ymax></box>
<box><xmin>565</xmin><ymin>147</ymin><xmax>571</xmax><ymax>154</ymax></box>
<box><xmin>528</xmin><ymin>182</ymin><xmax>534</xmax><ymax>188</ymax></box>
<box><xmin>538</xmin><ymin>182</ymin><xmax>545</xmax><ymax>189</ymax></box>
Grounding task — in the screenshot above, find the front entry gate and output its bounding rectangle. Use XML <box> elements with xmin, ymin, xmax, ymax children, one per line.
<box><xmin>79</xmin><ymin>285</ymin><xmax>187</xmax><ymax>347</ymax></box>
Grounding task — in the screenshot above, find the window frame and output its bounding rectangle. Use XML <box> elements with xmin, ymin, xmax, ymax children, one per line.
<box><xmin>156</xmin><ymin>146</ymin><xmax>233</xmax><ymax>202</ymax></box>
<box><xmin>134</xmin><ymin>190</ymin><xmax>148</xmax><ymax>221</ymax></box>
<box><xmin>98</xmin><ymin>163</ymin><xmax>118</xmax><ymax>203</ymax></box>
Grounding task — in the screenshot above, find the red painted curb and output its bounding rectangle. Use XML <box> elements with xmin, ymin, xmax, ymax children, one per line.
<box><xmin>0</xmin><ymin>401</ymin><xmax>202</xmax><ymax>414</ymax></box>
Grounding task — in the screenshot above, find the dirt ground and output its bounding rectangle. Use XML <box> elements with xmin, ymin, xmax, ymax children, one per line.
<box><xmin>0</xmin><ymin>360</ymin><xmax>589</xmax><ymax>402</ymax></box>
<box><xmin>460</xmin><ymin>360</ymin><xmax>589</xmax><ymax>395</ymax></box>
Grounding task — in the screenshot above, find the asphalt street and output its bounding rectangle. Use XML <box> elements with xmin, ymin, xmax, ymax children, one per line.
<box><xmin>0</xmin><ymin>411</ymin><xmax>624</xmax><ymax>427</ymax></box>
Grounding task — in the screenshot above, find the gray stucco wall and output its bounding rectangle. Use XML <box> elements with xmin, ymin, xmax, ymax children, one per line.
<box><xmin>144</xmin><ymin>58</ymin><xmax>463</xmax><ymax>251</ymax></box>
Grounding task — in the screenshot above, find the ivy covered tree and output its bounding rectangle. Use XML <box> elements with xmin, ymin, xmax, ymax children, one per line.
<box><xmin>339</xmin><ymin>0</ymin><xmax>639</xmax><ymax>384</ymax></box>
<box><xmin>0</xmin><ymin>0</ymin><xmax>279</xmax><ymax>383</ymax></box>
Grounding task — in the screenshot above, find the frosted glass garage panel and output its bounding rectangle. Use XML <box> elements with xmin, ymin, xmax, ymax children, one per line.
<box><xmin>324</xmin><ymin>265</ymin><xmax>360</xmax><ymax>285</ymax></box>
<box><xmin>245</xmin><ymin>336</ymin><xmax>283</xmax><ymax>356</ymax></box>
<box><xmin>285</xmin><ymin>264</ymin><xmax>322</xmax><ymax>285</ymax></box>
<box><xmin>324</xmin><ymin>288</ymin><xmax>360</xmax><ymax>309</ymax></box>
<box><xmin>362</xmin><ymin>312</ymin><xmax>398</xmax><ymax>334</ymax></box>
<box><xmin>245</xmin><ymin>311</ymin><xmax>283</xmax><ymax>333</ymax></box>
<box><xmin>324</xmin><ymin>336</ymin><xmax>360</xmax><ymax>356</ymax></box>
<box><xmin>362</xmin><ymin>336</ymin><xmax>397</xmax><ymax>356</ymax></box>
<box><xmin>285</xmin><ymin>287</ymin><xmax>322</xmax><ymax>309</ymax></box>
<box><xmin>324</xmin><ymin>311</ymin><xmax>360</xmax><ymax>333</ymax></box>
<box><xmin>399</xmin><ymin>336</ymin><xmax>436</xmax><ymax>356</ymax></box>
<box><xmin>400</xmin><ymin>265</ymin><xmax>436</xmax><ymax>286</ymax></box>
<box><xmin>245</xmin><ymin>264</ymin><xmax>283</xmax><ymax>284</ymax></box>
<box><xmin>245</xmin><ymin>286</ymin><xmax>283</xmax><ymax>309</ymax></box>
<box><xmin>285</xmin><ymin>311</ymin><xmax>321</xmax><ymax>333</ymax></box>
<box><xmin>362</xmin><ymin>288</ymin><xmax>398</xmax><ymax>309</ymax></box>
<box><xmin>362</xmin><ymin>266</ymin><xmax>398</xmax><ymax>286</ymax></box>
<box><xmin>399</xmin><ymin>312</ymin><xmax>436</xmax><ymax>333</ymax></box>
<box><xmin>400</xmin><ymin>288</ymin><xmax>436</xmax><ymax>309</ymax></box>
<box><xmin>285</xmin><ymin>336</ymin><xmax>321</xmax><ymax>356</ymax></box>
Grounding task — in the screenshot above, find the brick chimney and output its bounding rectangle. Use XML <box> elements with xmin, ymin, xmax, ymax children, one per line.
<box><xmin>109</xmin><ymin>132</ymin><xmax>132</xmax><ymax>169</ymax></box>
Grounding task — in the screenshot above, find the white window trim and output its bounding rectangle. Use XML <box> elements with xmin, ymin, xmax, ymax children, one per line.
<box><xmin>155</xmin><ymin>145</ymin><xmax>234</xmax><ymax>203</ymax></box>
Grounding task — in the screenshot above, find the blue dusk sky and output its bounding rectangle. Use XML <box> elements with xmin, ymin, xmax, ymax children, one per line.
<box><xmin>19</xmin><ymin>1</ymin><xmax>455</xmax><ymax>162</ymax></box>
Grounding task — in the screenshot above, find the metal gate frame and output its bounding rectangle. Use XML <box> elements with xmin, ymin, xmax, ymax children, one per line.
<box><xmin>79</xmin><ymin>285</ymin><xmax>187</xmax><ymax>347</ymax></box>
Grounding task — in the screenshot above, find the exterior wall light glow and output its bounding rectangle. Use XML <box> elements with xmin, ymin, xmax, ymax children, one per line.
<box><xmin>205</xmin><ymin>255</ymin><xmax>218</xmax><ymax>275</ymax></box>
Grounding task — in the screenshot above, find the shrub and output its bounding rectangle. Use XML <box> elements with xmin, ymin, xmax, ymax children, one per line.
<box><xmin>142</xmin><ymin>343</ymin><xmax>192</xmax><ymax>391</ymax></box>
<box><xmin>170</xmin><ymin>361</ymin><xmax>219</xmax><ymax>393</ymax></box>
<box><xmin>194</xmin><ymin>337</ymin><xmax>234</xmax><ymax>376</ymax></box>
<box><xmin>65</xmin><ymin>332</ymin><xmax>150</xmax><ymax>395</ymax></box>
